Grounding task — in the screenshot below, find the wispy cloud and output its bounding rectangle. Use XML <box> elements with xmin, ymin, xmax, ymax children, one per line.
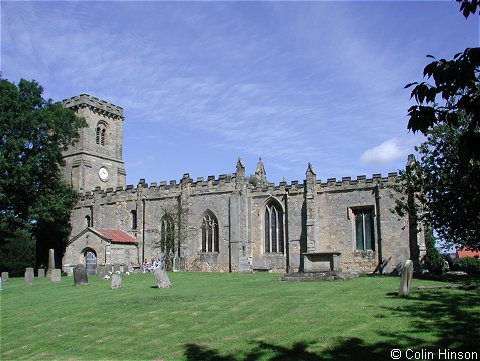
<box><xmin>2</xmin><ymin>1</ymin><xmax>476</xmax><ymax>183</ymax></box>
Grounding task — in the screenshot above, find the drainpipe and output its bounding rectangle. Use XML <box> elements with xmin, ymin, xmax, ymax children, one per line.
<box><xmin>374</xmin><ymin>185</ymin><xmax>383</xmax><ymax>273</ymax></box>
<box><xmin>142</xmin><ymin>196</ymin><xmax>146</xmax><ymax>265</ymax></box>
<box><xmin>284</xmin><ymin>190</ymin><xmax>290</xmax><ymax>274</ymax></box>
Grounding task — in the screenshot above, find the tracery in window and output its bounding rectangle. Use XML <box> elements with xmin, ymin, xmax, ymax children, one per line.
<box><xmin>201</xmin><ymin>211</ymin><xmax>219</xmax><ymax>253</ymax></box>
<box><xmin>161</xmin><ymin>215</ymin><xmax>175</xmax><ymax>255</ymax></box>
<box><xmin>264</xmin><ymin>200</ymin><xmax>284</xmax><ymax>253</ymax></box>
<box><xmin>352</xmin><ymin>207</ymin><xmax>375</xmax><ymax>251</ymax></box>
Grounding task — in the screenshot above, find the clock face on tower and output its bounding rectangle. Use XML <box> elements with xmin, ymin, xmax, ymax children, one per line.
<box><xmin>98</xmin><ymin>167</ymin><xmax>109</xmax><ymax>182</ymax></box>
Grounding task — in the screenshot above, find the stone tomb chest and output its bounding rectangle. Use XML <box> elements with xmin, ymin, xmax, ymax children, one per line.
<box><xmin>303</xmin><ymin>251</ymin><xmax>342</xmax><ymax>272</ymax></box>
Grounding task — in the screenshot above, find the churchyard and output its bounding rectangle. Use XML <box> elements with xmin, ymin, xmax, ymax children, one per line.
<box><xmin>1</xmin><ymin>272</ymin><xmax>478</xmax><ymax>361</ymax></box>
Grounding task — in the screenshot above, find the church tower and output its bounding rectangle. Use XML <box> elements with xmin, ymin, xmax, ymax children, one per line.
<box><xmin>61</xmin><ymin>94</ymin><xmax>126</xmax><ymax>192</ymax></box>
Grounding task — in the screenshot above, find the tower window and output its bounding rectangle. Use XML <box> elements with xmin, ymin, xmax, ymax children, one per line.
<box><xmin>96</xmin><ymin>123</ymin><xmax>107</xmax><ymax>146</ymax></box>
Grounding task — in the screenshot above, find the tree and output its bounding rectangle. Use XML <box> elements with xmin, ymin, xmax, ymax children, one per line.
<box><xmin>399</xmin><ymin>1</ymin><xmax>480</xmax><ymax>251</ymax></box>
<box><xmin>149</xmin><ymin>202</ymin><xmax>191</xmax><ymax>270</ymax></box>
<box><xmin>0</xmin><ymin>78</ymin><xmax>86</xmax><ymax>274</ymax></box>
<box><xmin>405</xmin><ymin>2</ymin><xmax>479</xmax><ymax>162</ymax></box>
<box><xmin>398</xmin><ymin>116</ymin><xmax>480</xmax><ymax>250</ymax></box>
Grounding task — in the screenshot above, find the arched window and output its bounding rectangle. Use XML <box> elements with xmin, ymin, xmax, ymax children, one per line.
<box><xmin>85</xmin><ymin>215</ymin><xmax>91</xmax><ymax>227</ymax></box>
<box><xmin>84</xmin><ymin>250</ymin><xmax>97</xmax><ymax>275</ymax></box>
<box><xmin>161</xmin><ymin>215</ymin><xmax>175</xmax><ymax>255</ymax></box>
<box><xmin>96</xmin><ymin>122</ymin><xmax>107</xmax><ymax>146</ymax></box>
<box><xmin>264</xmin><ymin>200</ymin><xmax>284</xmax><ymax>253</ymax></box>
<box><xmin>201</xmin><ymin>211</ymin><xmax>219</xmax><ymax>253</ymax></box>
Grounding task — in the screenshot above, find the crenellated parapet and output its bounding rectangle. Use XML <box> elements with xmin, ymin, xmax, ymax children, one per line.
<box><xmin>319</xmin><ymin>172</ymin><xmax>399</xmax><ymax>192</ymax></box>
<box><xmin>77</xmin><ymin>167</ymin><xmax>401</xmax><ymax>204</ymax></box>
<box><xmin>62</xmin><ymin>94</ymin><xmax>124</xmax><ymax>120</ymax></box>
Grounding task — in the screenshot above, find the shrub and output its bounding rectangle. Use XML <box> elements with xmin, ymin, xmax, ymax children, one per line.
<box><xmin>423</xmin><ymin>229</ymin><xmax>445</xmax><ymax>275</ymax></box>
<box><xmin>453</xmin><ymin>257</ymin><xmax>480</xmax><ymax>274</ymax></box>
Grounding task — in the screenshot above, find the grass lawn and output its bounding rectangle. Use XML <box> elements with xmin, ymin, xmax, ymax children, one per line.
<box><xmin>1</xmin><ymin>272</ymin><xmax>479</xmax><ymax>361</ymax></box>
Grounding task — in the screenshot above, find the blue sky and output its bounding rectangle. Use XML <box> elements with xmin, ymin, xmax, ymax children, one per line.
<box><xmin>2</xmin><ymin>1</ymin><xmax>478</xmax><ymax>185</ymax></box>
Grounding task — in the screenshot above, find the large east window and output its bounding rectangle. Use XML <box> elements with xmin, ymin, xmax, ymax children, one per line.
<box><xmin>264</xmin><ymin>200</ymin><xmax>284</xmax><ymax>253</ymax></box>
<box><xmin>353</xmin><ymin>208</ymin><xmax>375</xmax><ymax>251</ymax></box>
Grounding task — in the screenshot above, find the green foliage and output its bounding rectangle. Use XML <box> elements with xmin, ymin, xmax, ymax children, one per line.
<box><xmin>406</xmin><ymin>2</ymin><xmax>479</xmax><ymax>162</ymax></box>
<box><xmin>423</xmin><ymin>229</ymin><xmax>445</xmax><ymax>275</ymax></box>
<box><xmin>454</xmin><ymin>257</ymin><xmax>480</xmax><ymax>274</ymax></box>
<box><xmin>405</xmin><ymin>48</ymin><xmax>480</xmax><ymax>162</ymax></box>
<box><xmin>457</xmin><ymin>0</ymin><xmax>480</xmax><ymax>18</ymax></box>
<box><xmin>395</xmin><ymin>116</ymin><xmax>480</xmax><ymax>250</ymax></box>
<box><xmin>0</xmin><ymin>78</ymin><xmax>86</xmax><ymax>273</ymax></box>
<box><xmin>399</xmin><ymin>3</ymin><xmax>480</xmax><ymax>250</ymax></box>
<box><xmin>0</xmin><ymin>229</ymin><xmax>35</xmax><ymax>276</ymax></box>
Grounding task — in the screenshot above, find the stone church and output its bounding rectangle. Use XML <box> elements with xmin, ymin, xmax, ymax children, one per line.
<box><xmin>61</xmin><ymin>94</ymin><xmax>425</xmax><ymax>276</ymax></box>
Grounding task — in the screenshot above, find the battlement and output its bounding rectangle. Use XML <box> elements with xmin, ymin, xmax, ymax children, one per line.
<box><xmin>76</xmin><ymin>152</ymin><xmax>403</xmax><ymax>205</ymax></box>
<box><xmin>320</xmin><ymin>172</ymin><xmax>399</xmax><ymax>190</ymax></box>
<box><xmin>78</xmin><ymin>171</ymin><xmax>238</xmax><ymax>200</ymax></box>
<box><xmin>62</xmin><ymin>94</ymin><xmax>123</xmax><ymax>120</ymax></box>
<box><xmin>78</xmin><ymin>170</ymin><xmax>401</xmax><ymax>201</ymax></box>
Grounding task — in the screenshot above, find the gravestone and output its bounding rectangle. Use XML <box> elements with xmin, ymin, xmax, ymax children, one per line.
<box><xmin>111</xmin><ymin>274</ymin><xmax>122</xmax><ymax>289</ymax></box>
<box><xmin>97</xmin><ymin>265</ymin><xmax>107</xmax><ymax>279</ymax></box>
<box><xmin>153</xmin><ymin>268</ymin><xmax>171</xmax><ymax>288</ymax></box>
<box><xmin>0</xmin><ymin>277</ymin><xmax>2</xmax><ymax>291</ymax></box>
<box><xmin>113</xmin><ymin>264</ymin><xmax>121</xmax><ymax>273</ymax></box>
<box><xmin>172</xmin><ymin>256</ymin><xmax>180</xmax><ymax>272</ymax></box>
<box><xmin>38</xmin><ymin>268</ymin><xmax>45</xmax><ymax>278</ymax></box>
<box><xmin>1</xmin><ymin>271</ymin><xmax>9</xmax><ymax>282</ymax></box>
<box><xmin>239</xmin><ymin>256</ymin><xmax>251</xmax><ymax>273</ymax></box>
<box><xmin>73</xmin><ymin>264</ymin><xmax>88</xmax><ymax>286</ymax></box>
<box><xmin>51</xmin><ymin>269</ymin><xmax>61</xmax><ymax>283</ymax></box>
<box><xmin>398</xmin><ymin>259</ymin><xmax>414</xmax><ymax>296</ymax></box>
<box><xmin>47</xmin><ymin>249</ymin><xmax>55</xmax><ymax>276</ymax></box>
<box><xmin>25</xmin><ymin>268</ymin><xmax>34</xmax><ymax>286</ymax></box>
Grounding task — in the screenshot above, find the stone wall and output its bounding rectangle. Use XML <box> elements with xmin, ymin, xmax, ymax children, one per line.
<box><xmin>66</xmin><ymin>163</ymin><xmax>422</xmax><ymax>275</ymax></box>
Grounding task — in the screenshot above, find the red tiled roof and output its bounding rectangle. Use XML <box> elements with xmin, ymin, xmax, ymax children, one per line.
<box><xmin>97</xmin><ymin>229</ymin><xmax>138</xmax><ymax>244</ymax></box>
<box><xmin>456</xmin><ymin>248</ymin><xmax>480</xmax><ymax>258</ymax></box>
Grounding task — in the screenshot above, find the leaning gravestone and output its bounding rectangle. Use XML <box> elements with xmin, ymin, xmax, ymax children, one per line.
<box><xmin>38</xmin><ymin>268</ymin><xmax>45</xmax><ymax>278</ymax></box>
<box><xmin>399</xmin><ymin>259</ymin><xmax>414</xmax><ymax>296</ymax></box>
<box><xmin>25</xmin><ymin>268</ymin><xmax>34</xmax><ymax>286</ymax></box>
<box><xmin>51</xmin><ymin>269</ymin><xmax>61</xmax><ymax>283</ymax></box>
<box><xmin>111</xmin><ymin>274</ymin><xmax>122</xmax><ymax>290</ymax></box>
<box><xmin>1</xmin><ymin>272</ymin><xmax>9</xmax><ymax>282</ymax></box>
<box><xmin>153</xmin><ymin>268</ymin><xmax>172</xmax><ymax>288</ymax></box>
<box><xmin>73</xmin><ymin>264</ymin><xmax>88</xmax><ymax>286</ymax></box>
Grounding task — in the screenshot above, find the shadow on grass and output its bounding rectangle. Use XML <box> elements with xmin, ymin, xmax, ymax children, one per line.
<box><xmin>183</xmin><ymin>287</ymin><xmax>479</xmax><ymax>361</ymax></box>
<box><xmin>184</xmin><ymin>339</ymin><xmax>398</xmax><ymax>361</ymax></box>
